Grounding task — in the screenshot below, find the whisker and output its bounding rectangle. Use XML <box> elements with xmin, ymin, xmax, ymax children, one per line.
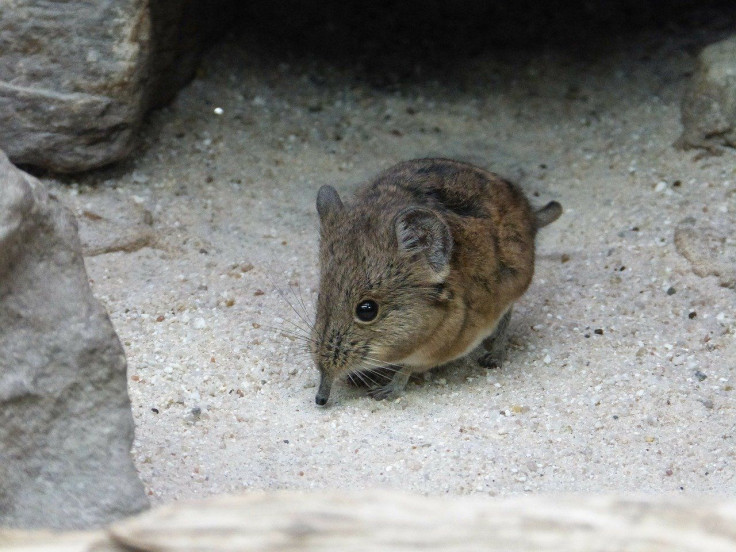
<box><xmin>360</xmin><ymin>354</ymin><xmax>392</xmax><ymax>368</ymax></box>
<box><xmin>362</xmin><ymin>364</ymin><xmax>401</xmax><ymax>375</ymax></box>
<box><xmin>290</xmin><ymin>280</ymin><xmax>315</xmax><ymax>328</ymax></box>
<box><xmin>256</xmin><ymin>322</ymin><xmax>307</xmax><ymax>337</ymax></box>
<box><xmin>288</xmin><ymin>352</ymin><xmax>317</xmax><ymax>360</ymax></box>
<box><xmin>351</xmin><ymin>356</ymin><xmax>386</xmax><ymax>369</ymax></box>
<box><xmin>264</xmin><ymin>330</ymin><xmax>383</xmax><ymax>367</ymax></box>
<box><xmin>283</xmin><ymin>278</ymin><xmax>312</xmax><ymax>327</ymax></box>
<box><xmin>262</xmin><ymin>269</ymin><xmax>314</xmax><ymax>331</ymax></box>
<box><xmin>256</xmin><ymin>290</ymin><xmax>313</xmax><ymax>338</ymax></box>
<box><xmin>349</xmin><ymin>367</ymin><xmax>378</xmax><ymax>388</ymax></box>
<box><xmin>257</xmin><ymin>320</ymin><xmax>313</xmax><ymax>341</ymax></box>
<box><xmin>258</xmin><ymin>308</ymin><xmax>396</xmax><ymax>379</ymax></box>
<box><xmin>257</xmin><ymin>327</ymin><xmax>390</xmax><ymax>372</ymax></box>
<box><xmin>282</xmin><ymin>318</ymin><xmax>315</xmax><ymax>341</ymax></box>
<box><xmin>259</xmin><ymin>327</ymin><xmax>317</xmax><ymax>348</ymax></box>
<box><xmin>358</xmin><ymin>371</ymin><xmax>379</xmax><ymax>388</ymax></box>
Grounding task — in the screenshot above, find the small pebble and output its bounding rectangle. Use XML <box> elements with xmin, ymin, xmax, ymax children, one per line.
<box><xmin>666</xmin><ymin>287</ymin><xmax>676</xmax><ymax>295</ymax></box>
<box><xmin>594</xmin><ymin>328</ymin><xmax>604</xmax><ymax>335</ymax></box>
<box><xmin>695</xmin><ymin>371</ymin><xmax>707</xmax><ymax>382</ymax></box>
<box><xmin>214</xmin><ymin>107</ymin><xmax>224</xmax><ymax>115</ymax></box>
<box><xmin>688</xmin><ymin>311</ymin><xmax>697</xmax><ymax>319</ymax></box>
<box><xmin>184</xmin><ymin>407</ymin><xmax>202</xmax><ymax>424</ymax></box>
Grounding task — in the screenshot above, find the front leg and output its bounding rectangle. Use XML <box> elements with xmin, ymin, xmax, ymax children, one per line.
<box><xmin>478</xmin><ymin>308</ymin><xmax>512</xmax><ymax>369</ymax></box>
<box><xmin>368</xmin><ymin>365</ymin><xmax>412</xmax><ymax>400</ymax></box>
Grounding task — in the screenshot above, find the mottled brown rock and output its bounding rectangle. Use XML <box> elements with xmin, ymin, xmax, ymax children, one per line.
<box><xmin>0</xmin><ymin>1</ymin><xmax>148</xmax><ymax>172</ymax></box>
<box><xmin>677</xmin><ymin>35</ymin><xmax>736</xmax><ymax>151</ymax></box>
<box><xmin>0</xmin><ymin>1</ymin><xmax>232</xmax><ymax>173</ymax></box>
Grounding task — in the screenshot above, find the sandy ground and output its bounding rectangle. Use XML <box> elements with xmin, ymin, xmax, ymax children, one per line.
<box><xmin>47</xmin><ymin>25</ymin><xmax>735</xmax><ymax>504</ymax></box>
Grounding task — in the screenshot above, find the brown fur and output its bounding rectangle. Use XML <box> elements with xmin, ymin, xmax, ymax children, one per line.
<box><xmin>311</xmin><ymin>158</ymin><xmax>561</xmax><ymax>405</ymax></box>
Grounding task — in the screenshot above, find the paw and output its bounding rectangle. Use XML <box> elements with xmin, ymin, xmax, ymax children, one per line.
<box><xmin>478</xmin><ymin>352</ymin><xmax>503</xmax><ymax>369</ymax></box>
<box><xmin>367</xmin><ymin>384</ymin><xmax>403</xmax><ymax>401</ymax></box>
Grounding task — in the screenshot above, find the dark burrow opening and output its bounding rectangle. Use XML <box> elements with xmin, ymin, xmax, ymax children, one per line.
<box><xmin>223</xmin><ymin>0</ymin><xmax>736</xmax><ymax>84</ymax></box>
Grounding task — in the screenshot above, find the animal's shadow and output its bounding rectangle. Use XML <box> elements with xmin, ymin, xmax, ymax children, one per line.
<box><xmin>331</xmin><ymin>317</ymin><xmax>540</xmax><ymax>403</ymax></box>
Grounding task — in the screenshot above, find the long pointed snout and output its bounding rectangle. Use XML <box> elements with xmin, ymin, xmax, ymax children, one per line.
<box><xmin>315</xmin><ymin>372</ymin><xmax>332</xmax><ymax>406</ymax></box>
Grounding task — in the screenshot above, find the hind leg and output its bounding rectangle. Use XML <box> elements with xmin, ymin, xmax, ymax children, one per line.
<box><xmin>478</xmin><ymin>308</ymin><xmax>512</xmax><ymax>369</ymax></box>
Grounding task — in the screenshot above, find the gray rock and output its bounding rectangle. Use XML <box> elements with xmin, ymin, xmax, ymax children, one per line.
<box><xmin>0</xmin><ymin>1</ymin><xmax>233</xmax><ymax>173</ymax></box>
<box><xmin>76</xmin><ymin>196</ymin><xmax>156</xmax><ymax>257</ymax></box>
<box><xmin>677</xmin><ymin>35</ymin><xmax>736</xmax><ymax>151</ymax></box>
<box><xmin>675</xmin><ymin>217</ymin><xmax>736</xmax><ymax>290</ymax></box>
<box><xmin>0</xmin><ymin>150</ymin><xmax>148</xmax><ymax>529</ymax></box>
<box><xmin>0</xmin><ymin>1</ymin><xmax>147</xmax><ymax>172</ymax></box>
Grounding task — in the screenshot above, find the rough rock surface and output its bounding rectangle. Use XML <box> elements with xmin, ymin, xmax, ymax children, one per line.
<box><xmin>76</xmin><ymin>193</ymin><xmax>157</xmax><ymax>257</ymax></box>
<box><xmin>675</xmin><ymin>217</ymin><xmax>736</xmax><ymax>289</ymax></box>
<box><xmin>678</xmin><ymin>35</ymin><xmax>736</xmax><ymax>151</ymax></box>
<box><xmin>0</xmin><ymin>1</ymin><xmax>232</xmax><ymax>173</ymax></box>
<box><xmin>0</xmin><ymin>1</ymin><xmax>149</xmax><ymax>172</ymax></box>
<box><xmin>0</xmin><ymin>150</ymin><xmax>148</xmax><ymax>529</ymax></box>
